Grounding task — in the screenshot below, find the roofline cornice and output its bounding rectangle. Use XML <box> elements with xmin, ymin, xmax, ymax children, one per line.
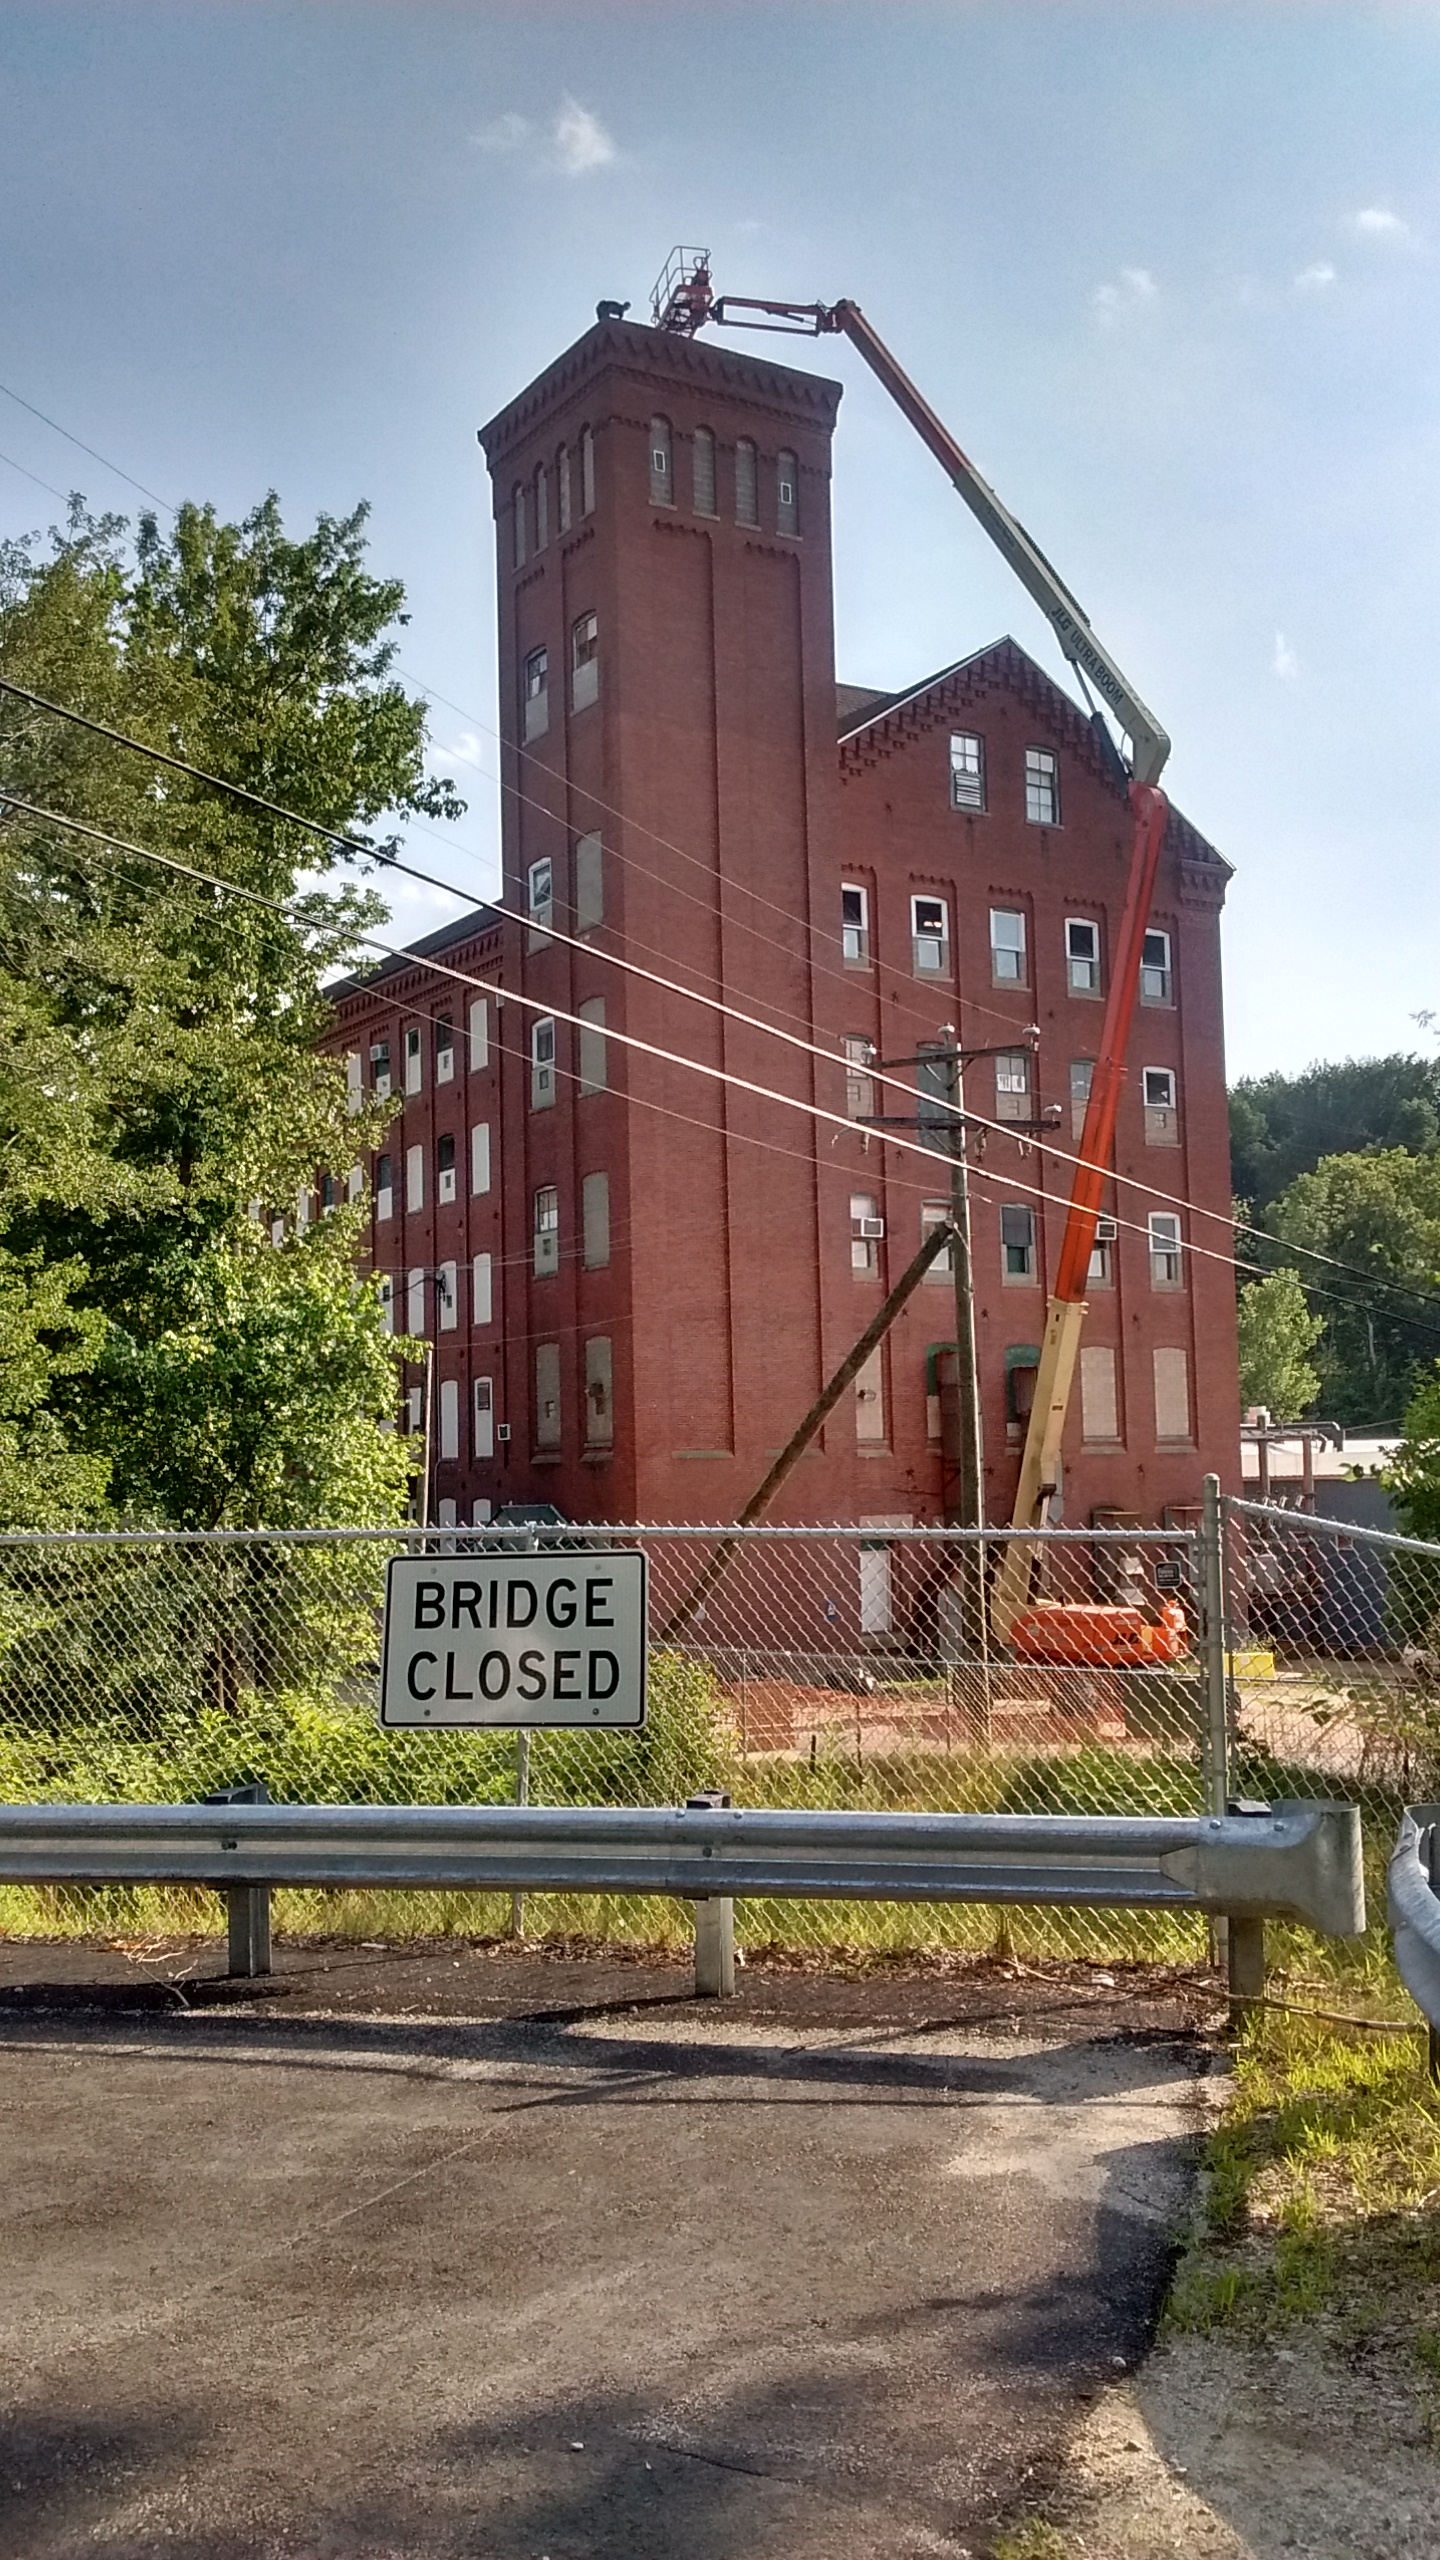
<box><xmin>479</xmin><ymin>319</ymin><xmax>843</xmax><ymax>468</ymax></box>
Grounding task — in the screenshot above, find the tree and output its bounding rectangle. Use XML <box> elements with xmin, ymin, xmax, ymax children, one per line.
<box><xmin>1235</xmin><ymin>1268</ymin><xmax>1324</xmax><ymax>1422</ymax></box>
<box><xmin>1268</xmin><ymin>1149</ymin><xmax>1440</xmax><ymax>1427</ymax></box>
<box><xmin>1388</xmin><ymin>1365</ymin><xmax>1440</xmax><ymax>1544</ymax></box>
<box><xmin>0</xmin><ymin>495</ymin><xmax>461</xmax><ymax>1526</ymax></box>
<box><xmin>1230</xmin><ymin>1054</ymin><xmax>1440</xmax><ymax>1220</ymax></box>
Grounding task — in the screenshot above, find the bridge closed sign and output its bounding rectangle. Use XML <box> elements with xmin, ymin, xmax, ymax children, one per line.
<box><xmin>379</xmin><ymin>1553</ymin><xmax>647</xmax><ymax>1728</ymax></box>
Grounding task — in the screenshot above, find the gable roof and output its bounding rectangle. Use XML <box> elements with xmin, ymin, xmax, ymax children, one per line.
<box><xmin>838</xmin><ymin>635</ymin><xmax>1231</xmax><ymax>880</ymax></box>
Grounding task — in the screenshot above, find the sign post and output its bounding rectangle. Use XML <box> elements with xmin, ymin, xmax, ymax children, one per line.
<box><xmin>379</xmin><ymin>1552</ymin><xmax>647</xmax><ymax>1730</ymax></box>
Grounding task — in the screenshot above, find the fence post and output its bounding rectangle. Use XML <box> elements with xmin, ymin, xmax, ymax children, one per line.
<box><xmin>1199</xmin><ymin>1475</ymin><xmax>1237</xmax><ymax>1988</ymax></box>
<box><xmin>509</xmin><ymin>1727</ymin><xmax>531</xmax><ymax>1942</ymax></box>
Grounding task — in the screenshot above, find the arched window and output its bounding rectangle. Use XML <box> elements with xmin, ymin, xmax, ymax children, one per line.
<box><xmin>735</xmin><ymin>437</ymin><xmax>758</xmax><ymax>527</ymax></box>
<box><xmin>534</xmin><ymin>461</ymin><xmax>549</xmax><ymax>550</ymax></box>
<box><xmin>580</xmin><ymin>424</ymin><xmax>595</xmax><ymax>515</ymax></box>
<box><xmin>512</xmin><ymin>483</ymin><xmax>526</xmax><ymax>568</ymax></box>
<box><xmin>777</xmin><ymin>450</ymin><xmax>799</xmax><ymax>537</ymax></box>
<box><xmin>692</xmin><ymin>426</ymin><xmax>716</xmax><ymax>516</ymax></box>
<box><xmin>649</xmin><ymin>416</ymin><xmax>673</xmax><ymax>506</ymax></box>
<box><xmin>557</xmin><ymin>443</ymin><xmax>571</xmax><ymax>533</ymax></box>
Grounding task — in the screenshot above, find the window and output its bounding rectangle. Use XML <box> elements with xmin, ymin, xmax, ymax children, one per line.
<box><xmin>1143</xmin><ymin>1066</ymin><xmax>1178</xmax><ymax>1145</ymax></box>
<box><xmin>1081</xmin><ymin>1346</ymin><xmax>1119</xmax><ymax>1443</ymax></box>
<box><xmin>735</xmin><ymin>436</ymin><xmax>758</xmax><ymax>526</ymax></box>
<box><xmin>557</xmin><ymin>442</ymin><xmax>571</xmax><ymax>533</ymax></box>
<box><xmin>1088</xmin><ymin>1217</ymin><xmax>1116</xmax><ymax>1286</ymax></box>
<box><xmin>851</xmin><ymin>1192</ymin><xmax>883</xmax><ymax>1276</ymax></box>
<box><xmin>990</xmin><ymin>908</ymin><xmax>1027</xmax><ymax>984</ymax></box>
<box><xmin>911</xmin><ymin>893</ymin><xmax>949</xmax><ymax>976</ymax></box>
<box><xmin>916</xmin><ymin>1044</ymin><xmax>955</xmax><ymax>1153</ymax></box>
<box><xmin>405</xmin><ymin>1143</ymin><xmax>423</xmax><ymax>1213</ymax></box>
<box><xmin>404</xmin><ymin>1024</ymin><xmax>423</xmax><ymax>1096</ymax></box>
<box><xmin>534</xmin><ymin>461</ymin><xmax>549</xmax><ymax>551</ymax></box>
<box><xmin>435</xmin><ymin>1016</ymin><xmax>454</xmax><ymax>1083</ymax></box>
<box><xmin>1141</xmin><ymin>928</ymin><xmax>1172</xmax><ymax>1005</ymax></box>
<box><xmin>585</xmin><ymin>1336</ymin><xmax>614</xmax><ymax>1447</ymax></box>
<box><xmin>582</xmin><ymin>1169</ymin><xmax>610</xmax><ymax>1268</ymax></box>
<box><xmin>692</xmin><ymin>425</ymin><xmax>716</xmax><ymax>516</ymax></box>
<box><xmin>1025</xmin><ymin>746</ymin><xmax>1059</xmax><ymax>826</ymax></box>
<box><xmin>438</xmin><ymin>1376</ymin><xmax>459</xmax><ymax>1462</ymax></box>
<box><xmin>344</xmin><ymin>1051</ymin><xmax>362</xmax><ymax>1113</ymax></box>
<box><xmin>527</xmin><ymin>856</ymin><xmax>553</xmax><ymax>947</ymax></box>
<box><xmin>473</xmin><ymin>1376</ymin><xmax>495</xmax><ymax>1460</ymax></box>
<box><xmin>406</xmin><ymin>1386</ymin><xmax>422</xmax><ymax>1433</ymax></box>
<box><xmin>406</xmin><ymin>1265</ymin><xmax>425</xmax><ymax>1335</ymax></box>
<box><xmin>375</xmin><ymin>1153</ymin><xmax>393</xmax><ymax>1221</ymax></box>
<box><xmin>776</xmin><ymin>449</ymin><xmax>798</xmax><ymax>536</ymax></box>
<box><xmin>470</xmin><ymin>1123</ymin><xmax>491</xmax><ymax>1195</ymax></box>
<box><xmin>437</xmin><ymin>1131</ymin><xmax>456</xmax><ymax>1205</ymax></box>
<box><xmin>1001</xmin><ymin>1204</ymin><xmax>1037</xmax><ymax>1281</ymax></box>
<box><xmin>1154</xmin><ymin>1346</ymin><xmax>1191</xmax><ymax>1443</ymax></box>
<box><xmin>1148</xmin><ymin>1210</ymin><xmax>1183</xmax><ymax>1288</ymax></box>
<box><xmin>921</xmin><ymin>1200</ymin><xmax>954</xmax><ymax>1280</ymax></box>
<box><xmin>512</xmin><ymin>483</ymin><xmax>525</xmax><ymax>569</ymax></box>
<box><xmin>378</xmin><ymin>1272</ymin><xmax>394</xmax><ymax>1336</ymax></box>
<box><xmin>467</xmin><ymin>997</ymin><xmax>489</xmax><ymax>1071</ymax></box>
<box><xmin>523</xmin><ymin>645</ymin><xmax>549</xmax><ymax>741</ymax></box>
<box><xmin>994</xmin><ymin>1051</ymin><xmax>1031</xmax><ymax>1122</ymax></box>
<box><xmin>437</xmin><ymin>1259</ymin><xmax>458</xmax><ymax>1330</ymax></box>
<box><xmin>843</xmin><ymin>1036</ymin><xmax>875</xmax><ymax>1121</ymax></box>
<box><xmin>321</xmin><ymin>1171</ymin><xmax>337</xmax><ymax>1213</ymax></box>
<box><xmin>1006</xmin><ymin>1347</ymin><xmax>1041</xmax><ymax>1432</ymax></box>
<box><xmin>534</xmin><ymin>1185</ymin><xmax>559</xmax><ymax>1276</ymax></box>
<box><xmin>571</xmin><ymin>610</ymin><xmax>599</xmax><ymax>711</ymax></box>
<box><xmin>1070</xmin><ymin>1058</ymin><xmax>1093</xmax><ymax>1141</ymax></box>
<box><xmin>649</xmin><ymin>416</ymin><xmax>673</xmax><ymax>505</ymax></box>
<box><xmin>577</xmin><ymin>997</ymin><xmax>607</xmax><ymax>1094</ymax></box>
<box><xmin>535</xmin><ymin>1341</ymin><xmax>561</xmax><ymax>1448</ymax></box>
<box><xmin>949</xmin><ymin>732</ymin><xmax>985</xmax><ymax>811</ymax></box>
<box><xmin>580</xmin><ymin>424</ymin><xmax>595</xmax><ymax>516</ymax></box>
<box><xmin>369</xmin><ymin>1039</ymin><xmax>390</xmax><ymax>1098</ymax></box>
<box><xmin>854</xmin><ymin>1347</ymin><xmax>885</xmax><ymax>1443</ymax></box>
<box><xmin>472</xmin><ymin>1252</ymin><xmax>493</xmax><ymax>1328</ymax></box>
<box><xmin>574</xmin><ymin>831</ymin><xmax>603</xmax><ymax>932</ymax></box>
<box><xmin>531</xmin><ymin>1018</ymin><xmax>556</xmax><ymax>1110</ymax></box>
<box><xmin>1066</xmin><ymin>917</ymin><xmax>1100</xmax><ymax>994</ymax></box>
<box><xmin>270</xmin><ymin>1214</ymin><xmax>286</xmax><ymax>1247</ymax></box>
<box><xmin>841</xmin><ymin>883</ymin><xmax>869</xmax><ymax>965</ymax></box>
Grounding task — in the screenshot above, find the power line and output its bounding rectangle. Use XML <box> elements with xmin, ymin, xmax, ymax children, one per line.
<box><xmin>0</xmin><ymin>449</ymin><xmax>75</xmax><ymax>509</ymax></box>
<box><xmin>0</xmin><ymin>380</ymin><xmax>175</xmax><ymax>514</ymax></box>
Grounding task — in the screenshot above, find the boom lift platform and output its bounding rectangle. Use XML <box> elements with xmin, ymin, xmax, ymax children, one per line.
<box><xmin>652</xmin><ymin>251</ymin><xmax>1181</xmax><ymax>1668</ymax></box>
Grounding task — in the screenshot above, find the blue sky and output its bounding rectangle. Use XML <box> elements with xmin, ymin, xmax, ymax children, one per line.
<box><xmin>1</xmin><ymin>2</ymin><xmax>1437</xmax><ymax>1079</ymax></box>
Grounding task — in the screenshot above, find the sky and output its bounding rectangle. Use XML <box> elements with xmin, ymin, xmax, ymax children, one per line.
<box><xmin>1</xmin><ymin>1</ymin><xmax>1437</xmax><ymax>1080</ymax></box>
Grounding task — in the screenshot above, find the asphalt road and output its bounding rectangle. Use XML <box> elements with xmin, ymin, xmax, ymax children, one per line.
<box><xmin>1</xmin><ymin>1953</ymin><xmax>1211</xmax><ymax>2560</ymax></box>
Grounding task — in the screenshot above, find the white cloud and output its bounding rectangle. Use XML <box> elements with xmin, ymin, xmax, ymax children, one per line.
<box><xmin>1092</xmin><ymin>266</ymin><xmax>1158</xmax><ymax>325</ymax></box>
<box><xmin>474</xmin><ymin>111</ymin><xmax>532</xmax><ymax>154</ymax></box>
<box><xmin>553</xmin><ymin>97</ymin><xmax>616</xmax><ymax>177</ymax></box>
<box><xmin>432</xmin><ymin>730</ymin><xmax>484</xmax><ymax>775</ymax></box>
<box><xmin>1350</xmin><ymin>205</ymin><xmax>1410</xmax><ymax>241</ymax></box>
<box><xmin>1295</xmin><ymin>261</ymin><xmax>1337</xmax><ymax>292</ymax></box>
<box><xmin>1272</xmin><ymin>632</ymin><xmax>1298</xmax><ymax>681</ymax></box>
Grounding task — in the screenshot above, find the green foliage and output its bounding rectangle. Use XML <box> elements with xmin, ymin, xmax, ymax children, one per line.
<box><xmin>1231</xmin><ymin>1054</ymin><xmax>1440</xmax><ymax>1220</ymax></box>
<box><xmin>1266</xmin><ymin>1149</ymin><xmax>1440</xmax><ymax>1425</ymax></box>
<box><xmin>0</xmin><ymin>493</ymin><xmax>463</xmax><ymax>1525</ymax></box>
<box><xmin>1235</xmin><ymin>1266</ymin><xmax>1324</xmax><ymax>1422</ymax></box>
<box><xmin>1388</xmin><ymin>1364</ymin><xmax>1440</xmax><ymax>1546</ymax></box>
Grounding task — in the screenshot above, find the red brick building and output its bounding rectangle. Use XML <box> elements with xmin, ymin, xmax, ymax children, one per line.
<box><xmin>324</xmin><ymin>312</ymin><xmax>1239</xmax><ymax>1529</ymax></box>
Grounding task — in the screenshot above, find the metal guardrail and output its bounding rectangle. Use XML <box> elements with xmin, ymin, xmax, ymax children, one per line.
<box><xmin>0</xmin><ymin>1796</ymin><xmax>1365</xmax><ymax>1995</ymax></box>
<box><xmin>1388</xmin><ymin>1803</ymin><xmax>1440</xmax><ymax>2081</ymax></box>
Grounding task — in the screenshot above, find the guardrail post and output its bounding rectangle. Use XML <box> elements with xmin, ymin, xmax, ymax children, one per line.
<box><xmin>688</xmin><ymin>1791</ymin><xmax>736</xmax><ymax>1996</ymax></box>
<box><xmin>226</xmin><ymin>1883</ymin><xmax>272</xmax><ymax>1978</ymax></box>
<box><xmin>1199</xmin><ymin>1476</ymin><xmax>1233</xmax><ymax>1978</ymax></box>
<box><xmin>1429</xmin><ymin>1823</ymin><xmax>1440</xmax><ymax>2090</ymax></box>
<box><xmin>1227</xmin><ymin>1914</ymin><xmax>1265</xmax><ymax>2019</ymax></box>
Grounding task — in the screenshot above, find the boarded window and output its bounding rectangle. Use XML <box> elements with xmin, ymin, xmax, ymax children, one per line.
<box><xmin>649</xmin><ymin>416</ymin><xmax>673</xmax><ymax>505</ymax></box>
<box><xmin>574</xmin><ymin>832</ymin><xmax>603</xmax><ymax>931</ymax></box>
<box><xmin>405</xmin><ymin>1144</ymin><xmax>424</xmax><ymax>1212</ymax></box>
<box><xmin>512</xmin><ymin>483</ymin><xmax>525</xmax><ymax>568</ymax></box>
<box><xmin>377</xmin><ymin>1273</ymin><xmax>394</xmax><ymax>1336</ymax></box>
<box><xmin>1081</xmin><ymin>1346</ymin><xmax>1119</xmax><ymax>1442</ymax></box>
<box><xmin>535</xmin><ymin>1342</ymin><xmax>561</xmax><ymax>1448</ymax></box>
<box><xmin>735</xmin><ymin>437</ymin><xmax>758</xmax><ymax>526</ymax></box>
<box><xmin>472</xmin><ymin>1252</ymin><xmax>493</xmax><ymax>1328</ymax></box>
<box><xmin>1070</xmin><ymin>1058</ymin><xmax>1094</xmax><ymax>1140</ymax></box>
<box><xmin>534</xmin><ymin>461</ymin><xmax>549</xmax><ymax>550</ymax></box>
<box><xmin>435</xmin><ymin>1015</ymin><xmax>454</xmax><ymax>1083</ymax></box>
<box><xmin>345</xmin><ymin>1050</ymin><xmax>362</xmax><ymax>1112</ymax></box>
<box><xmin>468</xmin><ymin>996</ymin><xmax>489</xmax><ymax>1070</ymax></box>
<box><xmin>1154</xmin><ymin>1346</ymin><xmax>1191</xmax><ymax>1442</ymax></box>
<box><xmin>577</xmin><ymin>997</ymin><xmax>607</xmax><ymax>1094</ymax></box>
<box><xmin>580</xmin><ymin>424</ymin><xmax>595</xmax><ymax>515</ymax></box>
<box><xmin>776</xmin><ymin>449</ymin><xmax>798</xmax><ymax>536</ymax></box>
<box><xmin>473</xmin><ymin>1376</ymin><xmax>494</xmax><ymax>1460</ymax></box>
<box><xmin>438</xmin><ymin>1377</ymin><xmax>459</xmax><ymax>1461</ymax></box>
<box><xmin>556</xmin><ymin>443</ymin><xmax>571</xmax><ymax>533</ymax></box>
<box><xmin>692</xmin><ymin>426</ymin><xmax>716</xmax><ymax>515</ymax></box>
<box><xmin>406</xmin><ymin>1266</ymin><xmax>425</xmax><ymax>1335</ymax></box>
<box><xmin>470</xmin><ymin>1123</ymin><xmax>491</xmax><ymax>1195</ymax></box>
<box><xmin>854</xmin><ymin>1346</ymin><xmax>886</xmax><ymax>1442</ymax></box>
<box><xmin>582</xmin><ymin>1170</ymin><xmax>611</xmax><ymax>1269</ymax></box>
<box><xmin>437</xmin><ymin>1259</ymin><xmax>458</xmax><ymax>1330</ymax></box>
<box><xmin>585</xmin><ymin>1336</ymin><xmax>614</xmax><ymax>1446</ymax></box>
<box><xmin>949</xmin><ymin>732</ymin><xmax>985</xmax><ymax>811</ymax></box>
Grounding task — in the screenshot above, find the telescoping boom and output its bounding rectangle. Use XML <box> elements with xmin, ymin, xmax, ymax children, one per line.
<box><xmin>653</xmin><ymin>251</ymin><xmax>1176</xmax><ymax>1651</ymax></box>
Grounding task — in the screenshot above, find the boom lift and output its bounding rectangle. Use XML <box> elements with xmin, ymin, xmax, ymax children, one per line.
<box><xmin>653</xmin><ymin>252</ymin><xmax>1181</xmax><ymax>1662</ymax></box>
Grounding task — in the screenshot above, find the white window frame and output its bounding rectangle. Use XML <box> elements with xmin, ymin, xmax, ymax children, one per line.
<box><xmin>911</xmin><ymin>893</ymin><xmax>949</xmax><ymax>976</ymax></box>
<box><xmin>531</xmin><ymin>1018</ymin><xmax>556</xmax><ymax>1110</ymax></box>
<box><xmin>473</xmin><ymin>1375</ymin><xmax>495</xmax><ymax>1460</ymax></box>
<box><xmin>921</xmin><ymin>1200</ymin><xmax>953</xmax><ymax>1280</ymax></box>
<box><xmin>1148</xmin><ymin>1210</ymin><xmax>1183</xmax><ymax>1288</ymax></box>
<box><xmin>1141</xmin><ymin>928</ymin><xmax>1173</xmax><ymax>1005</ymax></box>
<box><xmin>375</xmin><ymin>1153</ymin><xmax>393</xmax><ymax>1223</ymax></box>
<box><xmin>850</xmin><ymin>1192</ymin><xmax>884</xmax><ymax>1276</ymax></box>
<box><xmin>949</xmin><ymin>732</ymin><xmax>985</xmax><ymax>811</ymax></box>
<box><xmin>1025</xmin><ymin>745</ymin><xmax>1060</xmax><ymax>826</ymax></box>
<box><xmin>437</xmin><ymin>1259</ymin><xmax>458</xmax><ymax>1331</ymax></box>
<box><xmin>1143</xmin><ymin>1065</ymin><xmax>1179</xmax><ymax>1145</ymax></box>
<box><xmin>1001</xmin><ymin>1203</ymin><xmax>1037</xmax><ymax>1282</ymax></box>
<box><xmin>571</xmin><ymin>610</ymin><xmax>599</xmax><ymax>712</ymax></box>
<box><xmin>404</xmin><ymin>1024</ymin><xmax>422</xmax><ymax>1097</ymax></box>
<box><xmin>436</xmin><ymin>1133</ymin><xmax>457</xmax><ymax>1205</ymax></box>
<box><xmin>841</xmin><ymin>883</ymin><xmax>869</xmax><ymax>966</ymax></box>
<box><xmin>523</xmin><ymin>644</ymin><xmax>549</xmax><ymax>741</ymax></box>
<box><xmin>534</xmin><ymin>1184</ymin><xmax>560</xmax><ymax>1277</ymax></box>
<box><xmin>1066</xmin><ymin>916</ymin><xmax>1100</xmax><ymax>994</ymax></box>
<box><xmin>843</xmin><ymin>1036</ymin><xmax>875</xmax><ymax>1122</ymax></box>
<box><xmin>527</xmin><ymin>857</ymin><xmax>553</xmax><ymax>946</ymax></box>
<box><xmin>990</xmin><ymin>908</ymin><xmax>1027</xmax><ymax>985</ymax></box>
<box><xmin>435</xmin><ymin>1015</ymin><xmax>454</xmax><ymax>1083</ymax></box>
<box><xmin>994</xmin><ymin>1051</ymin><xmax>1032</xmax><ymax>1121</ymax></box>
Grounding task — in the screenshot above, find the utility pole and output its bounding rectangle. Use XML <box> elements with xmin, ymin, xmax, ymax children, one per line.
<box><xmin>939</xmin><ymin>1033</ymin><xmax>984</xmax><ymax>1537</ymax></box>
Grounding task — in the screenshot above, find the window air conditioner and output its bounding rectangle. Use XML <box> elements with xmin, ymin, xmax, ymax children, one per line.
<box><xmin>1095</xmin><ymin>1216</ymin><xmax>1118</xmax><ymax>1242</ymax></box>
<box><xmin>858</xmin><ymin>1217</ymin><xmax>886</xmax><ymax>1241</ymax></box>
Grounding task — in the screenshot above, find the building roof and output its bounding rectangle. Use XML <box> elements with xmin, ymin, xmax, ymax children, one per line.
<box><xmin>324</xmin><ymin>900</ymin><xmax>502</xmax><ymax>1006</ymax></box>
<box><xmin>478</xmin><ymin>314</ymin><xmax>843</xmax><ymax>469</ymax></box>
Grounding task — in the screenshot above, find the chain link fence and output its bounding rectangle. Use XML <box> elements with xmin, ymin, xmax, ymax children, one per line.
<box><xmin>0</xmin><ymin>1521</ymin><xmax>1210</xmax><ymax>1964</ymax></box>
